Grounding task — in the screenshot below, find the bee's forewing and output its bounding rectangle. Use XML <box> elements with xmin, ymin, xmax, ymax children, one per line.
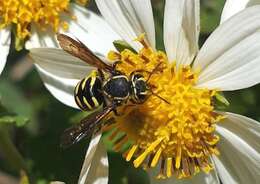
<box><xmin>57</xmin><ymin>34</ymin><xmax>113</xmax><ymax>72</ymax></box>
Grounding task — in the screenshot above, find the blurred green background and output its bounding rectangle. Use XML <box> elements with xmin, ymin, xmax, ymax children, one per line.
<box><xmin>1</xmin><ymin>0</ymin><xmax>260</xmax><ymax>183</ymax></box>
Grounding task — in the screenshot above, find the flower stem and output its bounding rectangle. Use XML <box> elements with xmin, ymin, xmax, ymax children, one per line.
<box><xmin>0</xmin><ymin>127</ymin><xmax>28</xmax><ymax>173</ymax></box>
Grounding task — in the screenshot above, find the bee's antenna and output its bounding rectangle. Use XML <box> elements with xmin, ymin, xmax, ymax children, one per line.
<box><xmin>146</xmin><ymin>62</ymin><xmax>163</xmax><ymax>83</ymax></box>
<box><xmin>150</xmin><ymin>90</ymin><xmax>170</xmax><ymax>105</ymax></box>
<box><xmin>145</xmin><ymin>63</ymin><xmax>170</xmax><ymax>105</ymax></box>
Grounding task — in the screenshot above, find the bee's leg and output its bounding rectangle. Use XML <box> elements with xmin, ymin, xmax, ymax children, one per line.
<box><xmin>103</xmin><ymin>101</ymin><xmax>107</xmax><ymax>108</ymax></box>
<box><xmin>130</xmin><ymin>62</ymin><xmax>164</xmax><ymax>80</ymax></box>
<box><xmin>113</xmin><ymin>103</ymin><xmax>136</xmax><ymax>116</ymax></box>
<box><xmin>113</xmin><ymin>109</ymin><xmax>121</xmax><ymax>116</ymax></box>
<box><xmin>97</xmin><ymin>89</ymin><xmax>108</xmax><ymax>108</ymax></box>
<box><xmin>111</xmin><ymin>61</ymin><xmax>124</xmax><ymax>75</ymax></box>
<box><xmin>112</xmin><ymin>61</ymin><xmax>122</xmax><ymax>69</ymax></box>
<box><xmin>130</xmin><ymin>70</ymin><xmax>151</xmax><ymax>76</ymax></box>
<box><xmin>111</xmin><ymin>100</ymin><xmax>124</xmax><ymax>116</ymax></box>
<box><xmin>97</xmin><ymin>69</ymin><xmax>105</xmax><ymax>80</ymax></box>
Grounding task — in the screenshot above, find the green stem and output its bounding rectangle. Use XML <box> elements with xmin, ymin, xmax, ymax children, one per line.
<box><xmin>0</xmin><ymin>127</ymin><xmax>28</xmax><ymax>173</ymax></box>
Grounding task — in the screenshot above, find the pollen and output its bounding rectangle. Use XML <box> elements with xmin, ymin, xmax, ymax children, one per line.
<box><xmin>106</xmin><ymin>36</ymin><xmax>224</xmax><ymax>179</ymax></box>
<box><xmin>0</xmin><ymin>0</ymin><xmax>73</xmax><ymax>39</ymax></box>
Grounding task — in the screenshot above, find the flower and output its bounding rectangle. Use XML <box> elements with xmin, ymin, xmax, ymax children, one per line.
<box><xmin>0</xmin><ymin>0</ymin><xmax>89</xmax><ymax>75</ymax></box>
<box><xmin>221</xmin><ymin>0</ymin><xmax>260</xmax><ymax>23</ymax></box>
<box><xmin>29</xmin><ymin>0</ymin><xmax>260</xmax><ymax>184</ymax></box>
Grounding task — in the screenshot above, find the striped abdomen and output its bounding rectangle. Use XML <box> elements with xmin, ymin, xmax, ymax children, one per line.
<box><xmin>74</xmin><ymin>72</ymin><xmax>104</xmax><ymax>111</ymax></box>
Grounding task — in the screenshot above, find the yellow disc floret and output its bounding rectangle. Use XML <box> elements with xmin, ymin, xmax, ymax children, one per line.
<box><xmin>106</xmin><ymin>36</ymin><xmax>224</xmax><ymax>179</ymax></box>
<box><xmin>0</xmin><ymin>0</ymin><xmax>72</xmax><ymax>39</ymax></box>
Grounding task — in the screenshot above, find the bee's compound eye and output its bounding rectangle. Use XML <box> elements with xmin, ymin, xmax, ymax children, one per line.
<box><xmin>133</xmin><ymin>73</ymin><xmax>143</xmax><ymax>80</ymax></box>
<box><xmin>134</xmin><ymin>79</ymin><xmax>149</xmax><ymax>102</ymax></box>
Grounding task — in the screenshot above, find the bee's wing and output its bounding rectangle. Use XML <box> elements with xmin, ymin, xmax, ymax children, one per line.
<box><xmin>60</xmin><ymin>106</ymin><xmax>114</xmax><ymax>148</ymax></box>
<box><xmin>57</xmin><ymin>33</ymin><xmax>113</xmax><ymax>72</ymax></box>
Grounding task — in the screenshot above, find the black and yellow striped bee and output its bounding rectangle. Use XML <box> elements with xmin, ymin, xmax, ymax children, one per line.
<box><xmin>57</xmin><ymin>34</ymin><xmax>155</xmax><ymax>148</ymax></box>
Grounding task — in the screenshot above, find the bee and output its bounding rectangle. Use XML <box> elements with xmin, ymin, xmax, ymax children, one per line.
<box><xmin>57</xmin><ymin>34</ymin><xmax>167</xmax><ymax>148</ymax></box>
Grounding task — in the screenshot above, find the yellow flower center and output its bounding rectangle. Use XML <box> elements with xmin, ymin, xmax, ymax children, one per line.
<box><xmin>0</xmin><ymin>0</ymin><xmax>75</xmax><ymax>39</ymax></box>
<box><xmin>106</xmin><ymin>36</ymin><xmax>224</xmax><ymax>179</ymax></box>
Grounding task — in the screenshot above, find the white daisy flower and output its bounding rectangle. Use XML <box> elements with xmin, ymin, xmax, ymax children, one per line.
<box><xmin>221</xmin><ymin>0</ymin><xmax>260</xmax><ymax>23</ymax></box>
<box><xmin>28</xmin><ymin>0</ymin><xmax>260</xmax><ymax>184</ymax></box>
<box><xmin>0</xmin><ymin>0</ymin><xmax>90</xmax><ymax>75</ymax></box>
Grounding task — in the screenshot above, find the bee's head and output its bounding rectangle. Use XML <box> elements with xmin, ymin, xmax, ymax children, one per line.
<box><xmin>130</xmin><ymin>62</ymin><xmax>170</xmax><ymax>105</ymax></box>
<box><xmin>130</xmin><ymin>73</ymin><xmax>150</xmax><ymax>104</ymax></box>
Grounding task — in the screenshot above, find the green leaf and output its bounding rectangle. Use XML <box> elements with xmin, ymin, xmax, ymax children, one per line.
<box><xmin>0</xmin><ymin>115</ymin><xmax>29</xmax><ymax>127</ymax></box>
<box><xmin>36</xmin><ymin>179</ymin><xmax>48</xmax><ymax>184</ymax></box>
<box><xmin>69</xmin><ymin>107</ymin><xmax>102</xmax><ymax>124</ymax></box>
<box><xmin>0</xmin><ymin>80</ymin><xmax>36</xmax><ymax>126</ymax></box>
<box><xmin>0</xmin><ymin>103</ymin><xmax>9</xmax><ymax>116</ymax></box>
<box><xmin>214</xmin><ymin>92</ymin><xmax>230</xmax><ymax>110</ymax></box>
<box><xmin>0</xmin><ymin>100</ymin><xmax>29</xmax><ymax>127</ymax></box>
<box><xmin>113</xmin><ymin>40</ymin><xmax>137</xmax><ymax>53</ymax></box>
<box><xmin>69</xmin><ymin>111</ymin><xmax>92</xmax><ymax>124</ymax></box>
<box><xmin>200</xmin><ymin>0</ymin><xmax>225</xmax><ymax>34</ymax></box>
<box><xmin>15</xmin><ymin>36</ymin><xmax>25</xmax><ymax>51</ymax></box>
<box><xmin>215</xmin><ymin>92</ymin><xmax>230</xmax><ymax>106</ymax></box>
<box><xmin>0</xmin><ymin>128</ymin><xmax>28</xmax><ymax>173</ymax></box>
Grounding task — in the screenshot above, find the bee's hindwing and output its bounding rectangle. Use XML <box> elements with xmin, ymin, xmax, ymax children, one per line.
<box><xmin>60</xmin><ymin>106</ymin><xmax>114</xmax><ymax>148</ymax></box>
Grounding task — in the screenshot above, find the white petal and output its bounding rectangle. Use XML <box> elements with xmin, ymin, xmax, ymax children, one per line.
<box><xmin>194</xmin><ymin>5</ymin><xmax>260</xmax><ymax>74</ymax></box>
<box><xmin>182</xmin><ymin>0</ymin><xmax>200</xmax><ymax>56</ymax></box>
<box><xmin>25</xmin><ymin>26</ymin><xmax>59</xmax><ymax>49</ymax></box>
<box><xmin>164</xmin><ymin>0</ymin><xmax>185</xmax><ymax>63</ymax></box>
<box><xmin>30</xmin><ymin>48</ymin><xmax>94</xmax><ymax>79</ymax></box>
<box><xmin>29</xmin><ymin>48</ymin><xmax>94</xmax><ymax>108</ymax></box>
<box><xmin>212</xmin><ymin>157</ymin><xmax>237</xmax><ymax>184</ymax></box>
<box><xmin>35</xmin><ymin>64</ymin><xmax>78</xmax><ymax>109</ymax></box>
<box><xmin>149</xmin><ymin>167</ymin><xmax>220</xmax><ymax>184</ymax></box>
<box><xmin>95</xmin><ymin>0</ymin><xmax>155</xmax><ymax>51</ymax></box>
<box><xmin>220</xmin><ymin>0</ymin><xmax>249</xmax><ymax>24</ymax></box>
<box><xmin>164</xmin><ymin>0</ymin><xmax>200</xmax><ymax>67</ymax></box>
<box><xmin>214</xmin><ymin>112</ymin><xmax>260</xmax><ymax>184</ymax></box>
<box><xmin>67</xmin><ymin>4</ymin><xmax>120</xmax><ymax>55</ymax></box>
<box><xmin>196</xmin><ymin>31</ymin><xmax>260</xmax><ymax>90</ymax></box>
<box><xmin>220</xmin><ymin>0</ymin><xmax>260</xmax><ymax>23</ymax></box>
<box><xmin>0</xmin><ymin>27</ymin><xmax>11</xmax><ymax>75</ymax></box>
<box><xmin>78</xmin><ymin>134</ymin><xmax>108</xmax><ymax>184</ymax></box>
<box><xmin>26</xmin><ymin>4</ymin><xmax>119</xmax><ymax>57</ymax></box>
